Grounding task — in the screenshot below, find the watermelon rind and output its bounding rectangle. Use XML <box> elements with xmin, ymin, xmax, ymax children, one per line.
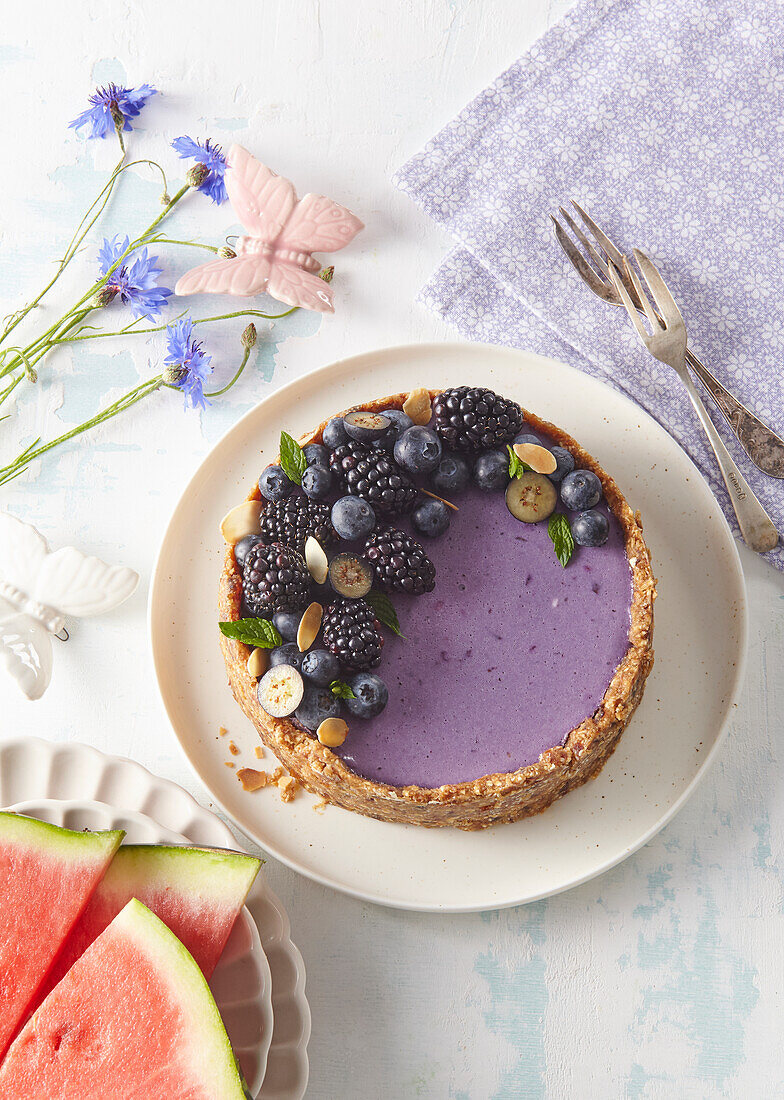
<box><xmin>0</xmin><ymin>811</ymin><xmax>124</xmax><ymax>862</ymax></box>
<box><xmin>114</xmin><ymin>899</ymin><xmax>247</xmax><ymax>1097</ymax></box>
<box><xmin>104</xmin><ymin>844</ymin><xmax>261</xmax><ymax>905</ymax></box>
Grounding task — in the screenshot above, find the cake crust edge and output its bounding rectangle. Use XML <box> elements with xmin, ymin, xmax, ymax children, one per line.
<box><xmin>218</xmin><ymin>390</ymin><xmax>656</xmax><ymax>830</ymax></box>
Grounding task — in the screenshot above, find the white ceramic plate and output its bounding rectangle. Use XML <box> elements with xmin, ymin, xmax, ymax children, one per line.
<box><xmin>0</xmin><ymin>737</ymin><xmax>310</xmax><ymax>1099</ymax></box>
<box><xmin>149</xmin><ymin>342</ymin><xmax>747</xmax><ymax>912</ymax></box>
<box><xmin>8</xmin><ymin>799</ymin><xmax>272</xmax><ymax>1096</ymax></box>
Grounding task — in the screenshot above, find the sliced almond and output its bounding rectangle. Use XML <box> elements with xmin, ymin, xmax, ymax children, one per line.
<box><xmin>247</xmin><ymin>647</ymin><xmax>269</xmax><ymax>679</ymax></box>
<box><xmin>420</xmin><ymin>488</ymin><xmax>459</xmax><ymax>512</ymax></box>
<box><xmin>305</xmin><ymin>536</ymin><xmax>329</xmax><ymax>584</ymax></box>
<box><xmin>221</xmin><ymin>500</ymin><xmax>262</xmax><ymax>544</ymax></box>
<box><xmin>317</xmin><ymin>717</ymin><xmax>348</xmax><ymax>748</ymax></box>
<box><xmin>403</xmin><ymin>387</ymin><xmax>432</xmax><ymax>426</ymax></box>
<box><xmin>297</xmin><ymin>601</ymin><xmax>323</xmax><ymax>652</ymax></box>
<box><xmin>513</xmin><ymin>442</ymin><xmax>557</xmax><ymax>475</ymax></box>
<box><xmin>237</xmin><ymin>767</ymin><xmax>269</xmax><ymax>792</ymax></box>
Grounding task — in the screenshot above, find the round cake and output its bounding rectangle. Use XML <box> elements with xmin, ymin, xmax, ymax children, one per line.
<box><xmin>218</xmin><ymin>387</ymin><xmax>655</xmax><ymax>830</ymax></box>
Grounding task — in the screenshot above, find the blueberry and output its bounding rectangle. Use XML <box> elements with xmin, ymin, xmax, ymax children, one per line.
<box><xmin>273</xmin><ymin>611</ymin><xmax>302</xmax><ymax>642</ymax></box>
<box><xmin>295</xmin><ymin>682</ymin><xmax>342</xmax><ymax>731</ymax></box>
<box><xmin>572</xmin><ymin>509</ymin><xmax>610</xmax><ymax>547</ymax></box>
<box><xmin>345</xmin><ymin>672</ymin><xmax>389</xmax><ymax>718</ymax></box>
<box><xmin>381</xmin><ymin>408</ymin><xmax>414</xmax><ymax>440</ymax></box>
<box><xmin>394</xmin><ymin>426</ymin><xmax>442</xmax><ymax>476</ymax></box>
<box><xmin>234</xmin><ymin>535</ymin><xmax>262</xmax><ymax>568</ymax></box>
<box><xmin>301</xmin><ymin>464</ymin><xmax>332</xmax><ymax>500</ymax></box>
<box><xmin>323</xmin><ymin>416</ymin><xmax>349</xmax><ymax>450</ymax></box>
<box><xmin>301</xmin><ymin>648</ymin><xmax>341</xmax><ymax>686</ymax></box>
<box><xmin>331</xmin><ymin>495</ymin><xmax>376</xmax><ymax>540</ymax></box>
<box><xmin>259</xmin><ymin>464</ymin><xmax>293</xmax><ymax>502</ymax></box>
<box><xmin>560</xmin><ymin>469</ymin><xmax>602</xmax><ymax>511</ymax></box>
<box><xmin>514</xmin><ymin>431</ymin><xmax>542</xmax><ymax>447</ymax></box>
<box><xmin>303</xmin><ymin>442</ymin><xmax>329</xmax><ymax>467</ymax></box>
<box><xmin>343</xmin><ymin>411</ymin><xmax>392</xmax><ymax>444</ymax></box>
<box><xmin>473</xmin><ymin>449</ymin><xmax>508</xmax><ymax>492</ymax></box>
<box><xmin>432</xmin><ymin>453</ymin><xmax>471</xmax><ymax>495</ymax></box>
<box><xmin>548</xmin><ymin>446</ymin><xmax>575</xmax><ymax>484</ymax></box>
<box><xmin>269</xmin><ymin>642</ymin><xmax>305</xmax><ymax>672</ymax></box>
<box><xmin>412</xmin><ymin>498</ymin><xmax>451</xmax><ymax>538</ymax></box>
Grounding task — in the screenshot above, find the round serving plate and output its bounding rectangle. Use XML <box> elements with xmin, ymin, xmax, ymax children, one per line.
<box><xmin>0</xmin><ymin>737</ymin><xmax>310</xmax><ymax>1099</ymax></box>
<box><xmin>149</xmin><ymin>342</ymin><xmax>747</xmax><ymax>912</ymax></box>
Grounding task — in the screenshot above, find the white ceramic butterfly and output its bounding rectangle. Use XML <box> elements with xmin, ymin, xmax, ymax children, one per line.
<box><xmin>0</xmin><ymin>513</ymin><xmax>139</xmax><ymax>700</ymax></box>
<box><xmin>174</xmin><ymin>144</ymin><xmax>364</xmax><ymax>313</ymax></box>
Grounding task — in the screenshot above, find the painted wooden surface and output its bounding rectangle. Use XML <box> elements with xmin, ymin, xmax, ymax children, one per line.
<box><xmin>2</xmin><ymin>1</ymin><xmax>782</xmax><ymax>1096</ymax></box>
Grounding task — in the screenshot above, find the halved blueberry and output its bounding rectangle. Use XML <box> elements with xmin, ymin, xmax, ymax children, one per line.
<box><xmin>343</xmin><ymin>411</ymin><xmax>392</xmax><ymax>444</ymax></box>
<box><xmin>329</xmin><ymin>553</ymin><xmax>373</xmax><ymax>598</ymax></box>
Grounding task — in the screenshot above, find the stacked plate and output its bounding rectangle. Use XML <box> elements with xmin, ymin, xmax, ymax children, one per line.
<box><xmin>0</xmin><ymin>737</ymin><xmax>310</xmax><ymax>1099</ymax></box>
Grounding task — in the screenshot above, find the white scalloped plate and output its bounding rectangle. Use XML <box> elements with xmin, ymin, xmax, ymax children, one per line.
<box><xmin>0</xmin><ymin>737</ymin><xmax>310</xmax><ymax>1099</ymax></box>
<box><xmin>149</xmin><ymin>342</ymin><xmax>747</xmax><ymax>912</ymax></box>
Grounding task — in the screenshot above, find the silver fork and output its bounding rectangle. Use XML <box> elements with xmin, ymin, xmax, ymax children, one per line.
<box><xmin>552</xmin><ymin>202</ymin><xmax>784</xmax><ymax>479</ymax></box>
<box><xmin>607</xmin><ymin>250</ymin><xmax>778</xmax><ymax>553</ymax></box>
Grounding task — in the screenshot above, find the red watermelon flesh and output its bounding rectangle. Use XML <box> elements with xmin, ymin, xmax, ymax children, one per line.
<box><xmin>0</xmin><ymin>899</ymin><xmax>247</xmax><ymax>1099</ymax></box>
<box><xmin>0</xmin><ymin>812</ymin><xmax>123</xmax><ymax>1061</ymax></box>
<box><xmin>36</xmin><ymin>843</ymin><xmax>261</xmax><ymax>1006</ymax></box>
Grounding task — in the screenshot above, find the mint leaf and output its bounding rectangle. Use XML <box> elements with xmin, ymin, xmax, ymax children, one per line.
<box><xmin>330</xmin><ymin>679</ymin><xmax>357</xmax><ymax>699</ymax></box>
<box><xmin>364</xmin><ymin>590</ymin><xmax>404</xmax><ymax>637</ymax></box>
<box><xmin>219</xmin><ymin>618</ymin><xmax>282</xmax><ymax>647</ymax></box>
<box><xmin>507</xmin><ymin>444</ymin><xmax>532</xmax><ymax>480</ymax></box>
<box><xmin>279</xmin><ymin>431</ymin><xmax>307</xmax><ymax>485</ymax></box>
<box><xmin>548</xmin><ymin>513</ymin><xmax>575</xmax><ymax>568</ymax></box>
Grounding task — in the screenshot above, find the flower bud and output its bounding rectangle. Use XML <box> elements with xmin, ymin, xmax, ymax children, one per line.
<box><xmin>241</xmin><ymin>323</ymin><xmax>257</xmax><ymax>349</ymax></box>
<box><xmin>160</xmin><ymin>191</ymin><xmax>171</xmax><ymax>206</ymax></box>
<box><xmin>92</xmin><ymin>286</ymin><xmax>118</xmax><ymax>308</ymax></box>
<box><xmin>187</xmin><ymin>162</ymin><xmax>210</xmax><ymax>188</ymax></box>
<box><xmin>218</xmin><ymin>246</ymin><xmax>237</xmax><ymax>259</ymax></box>
<box><xmin>162</xmin><ymin>363</ymin><xmax>188</xmax><ymax>386</ymax></box>
<box><xmin>319</xmin><ymin>265</ymin><xmax>334</xmax><ymax>284</ymax></box>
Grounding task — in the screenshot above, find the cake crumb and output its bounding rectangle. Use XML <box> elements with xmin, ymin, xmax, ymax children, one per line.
<box><xmin>254</xmin><ymin>745</ymin><xmax>265</xmax><ymax>759</ymax></box>
<box><xmin>313</xmin><ymin>798</ymin><xmax>328</xmax><ymax>814</ymax></box>
<box><xmin>237</xmin><ymin>767</ymin><xmax>270</xmax><ymax>792</ymax></box>
<box><xmin>277</xmin><ymin>775</ymin><xmax>300</xmax><ymax>803</ymax></box>
<box><xmin>224</xmin><ymin>761</ymin><xmax>235</xmax><ymax>768</ymax></box>
<box><xmin>219</xmin><ymin>726</ymin><xmax>228</xmax><ymax>737</ymax></box>
<box><xmin>228</xmin><ymin>741</ymin><xmax>240</xmax><ymax>756</ymax></box>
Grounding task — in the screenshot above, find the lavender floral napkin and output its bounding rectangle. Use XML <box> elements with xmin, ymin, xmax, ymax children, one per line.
<box><xmin>395</xmin><ymin>0</ymin><xmax>784</xmax><ymax>568</ymax></box>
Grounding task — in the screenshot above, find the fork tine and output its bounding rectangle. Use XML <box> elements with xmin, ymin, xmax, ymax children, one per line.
<box><xmin>570</xmin><ymin>202</ymin><xmax>626</xmax><ymax>268</ymax></box>
<box><xmin>607</xmin><ymin>263</ymin><xmax>650</xmax><ymax>344</ymax></box>
<box><xmin>632</xmin><ymin>248</ymin><xmax>685</xmax><ymax>328</ymax></box>
<box><xmin>622</xmin><ymin>256</ymin><xmax>661</xmax><ymax>330</ymax></box>
<box><xmin>550</xmin><ymin>215</ymin><xmax>618</xmax><ymax>303</ymax></box>
<box><xmin>557</xmin><ymin>206</ymin><xmax>612</xmax><ymax>279</ymax></box>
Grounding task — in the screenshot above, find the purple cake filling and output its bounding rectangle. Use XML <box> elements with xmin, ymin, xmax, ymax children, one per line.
<box><xmin>335</xmin><ymin>482</ymin><xmax>632</xmax><ymax>789</ymax></box>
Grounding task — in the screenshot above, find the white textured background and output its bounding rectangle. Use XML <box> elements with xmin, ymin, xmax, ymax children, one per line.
<box><xmin>2</xmin><ymin>1</ymin><xmax>784</xmax><ymax>1096</ymax></box>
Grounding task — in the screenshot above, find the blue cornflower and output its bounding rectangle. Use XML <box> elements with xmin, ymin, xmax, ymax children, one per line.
<box><xmin>163</xmin><ymin>318</ymin><xmax>213</xmax><ymax>410</ymax></box>
<box><xmin>69</xmin><ymin>83</ymin><xmax>157</xmax><ymax>140</ymax></box>
<box><xmin>97</xmin><ymin>235</ymin><xmax>172</xmax><ymax>321</ymax></box>
<box><xmin>171</xmin><ymin>136</ymin><xmax>228</xmax><ymax>204</ymax></box>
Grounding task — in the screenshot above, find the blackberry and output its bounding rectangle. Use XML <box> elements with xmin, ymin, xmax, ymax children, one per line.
<box><xmin>242</xmin><ymin>542</ymin><xmax>311</xmax><ymax>618</ymax></box>
<box><xmin>322</xmin><ymin>598</ymin><xmax>383</xmax><ymax>671</ymax></box>
<box><xmin>432</xmin><ymin>386</ymin><xmax>523</xmax><ymax>452</ymax></box>
<box><xmin>260</xmin><ymin>496</ymin><xmax>335</xmax><ymax>554</ymax></box>
<box><xmin>329</xmin><ymin>440</ymin><xmax>418</xmax><ymax>516</ymax></box>
<box><xmin>364</xmin><ymin>528</ymin><xmax>435</xmax><ymax>596</ymax></box>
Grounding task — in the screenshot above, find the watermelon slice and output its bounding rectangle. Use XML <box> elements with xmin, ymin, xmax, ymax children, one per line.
<box><xmin>37</xmin><ymin>843</ymin><xmax>261</xmax><ymax>1004</ymax></box>
<box><xmin>0</xmin><ymin>899</ymin><xmax>247</xmax><ymax>1099</ymax></box>
<box><xmin>0</xmin><ymin>811</ymin><xmax>123</xmax><ymax>1060</ymax></box>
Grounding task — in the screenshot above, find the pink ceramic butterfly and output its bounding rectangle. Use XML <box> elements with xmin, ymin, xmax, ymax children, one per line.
<box><xmin>175</xmin><ymin>145</ymin><xmax>364</xmax><ymax>313</ymax></box>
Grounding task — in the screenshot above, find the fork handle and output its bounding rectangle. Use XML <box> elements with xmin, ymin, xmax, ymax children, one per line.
<box><xmin>681</xmin><ymin>372</ymin><xmax>779</xmax><ymax>553</ymax></box>
<box><xmin>685</xmin><ymin>347</ymin><xmax>784</xmax><ymax>478</ymax></box>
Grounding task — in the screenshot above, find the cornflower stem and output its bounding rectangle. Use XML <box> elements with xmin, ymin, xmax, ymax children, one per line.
<box><xmin>204</xmin><ymin>346</ymin><xmax>252</xmax><ymax>398</ymax></box>
<box><xmin>0</xmin><ymin>375</ymin><xmax>163</xmax><ymax>486</ymax></box>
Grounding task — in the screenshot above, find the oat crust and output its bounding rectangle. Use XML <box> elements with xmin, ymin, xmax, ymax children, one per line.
<box><xmin>218</xmin><ymin>391</ymin><xmax>656</xmax><ymax>830</ymax></box>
